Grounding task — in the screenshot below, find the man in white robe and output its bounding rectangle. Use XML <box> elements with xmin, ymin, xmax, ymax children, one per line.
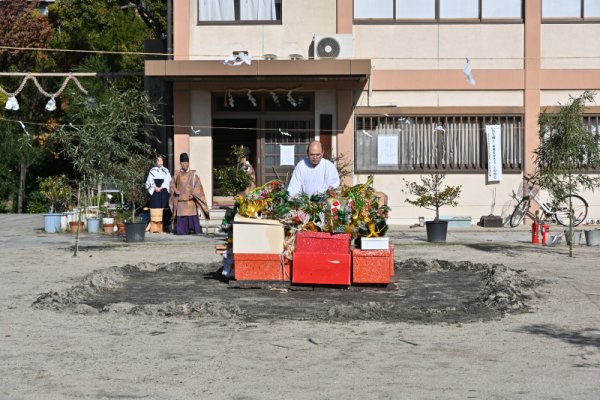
<box><xmin>287</xmin><ymin>141</ymin><xmax>340</xmax><ymax>197</ymax></box>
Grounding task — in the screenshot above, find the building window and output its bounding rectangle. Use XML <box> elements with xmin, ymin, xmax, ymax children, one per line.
<box><xmin>581</xmin><ymin>115</ymin><xmax>600</xmax><ymax>170</ymax></box>
<box><xmin>198</xmin><ymin>0</ymin><xmax>282</xmax><ymax>24</ymax></box>
<box><xmin>353</xmin><ymin>0</ymin><xmax>523</xmax><ymax>22</ymax></box>
<box><xmin>542</xmin><ymin>0</ymin><xmax>600</xmax><ymax>19</ymax></box>
<box><xmin>354</xmin><ymin>115</ymin><xmax>523</xmax><ymax>172</ymax></box>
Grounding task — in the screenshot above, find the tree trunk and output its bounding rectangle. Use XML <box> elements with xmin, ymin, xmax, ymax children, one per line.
<box><xmin>17</xmin><ymin>161</ymin><xmax>28</xmax><ymax>214</ymax></box>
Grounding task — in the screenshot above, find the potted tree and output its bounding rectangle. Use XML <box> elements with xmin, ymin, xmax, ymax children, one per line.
<box><xmin>53</xmin><ymin>86</ymin><xmax>159</xmax><ymax>251</ymax></box>
<box><xmin>38</xmin><ymin>175</ymin><xmax>73</xmax><ymax>233</ymax></box>
<box><xmin>404</xmin><ymin>173</ymin><xmax>462</xmax><ymax>242</ymax></box>
<box><xmin>113</xmin><ymin>156</ymin><xmax>154</xmax><ymax>243</ymax></box>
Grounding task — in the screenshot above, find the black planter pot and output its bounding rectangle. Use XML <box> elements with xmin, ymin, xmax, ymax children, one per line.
<box><xmin>124</xmin><ymin>222</ymin><xmax>146</xmax><ymax>243</ymax></box>
<box><xmin>425</xmin><ymin>220</ymin><xmax>448</xmax><ymax>242</ymax></box>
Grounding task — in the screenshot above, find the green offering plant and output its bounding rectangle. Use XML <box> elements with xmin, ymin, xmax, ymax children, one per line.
<box><xmin>404</xmin><ymin>173</ymin><xmax>461</xmax><ymax>222</ymax></box>
<box><xmin>213</xmin><ymin>145</ymin><xmax>253</xmax><ymax>196</ymax></box>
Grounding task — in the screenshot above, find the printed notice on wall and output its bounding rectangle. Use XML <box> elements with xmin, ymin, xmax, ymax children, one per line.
<box><xmin>377</xmin><ymin>135</ymin><xmax>398</xmax><ymax>165</ymax></box>
<box><xmin>486</xmin><ymin>125</ymin><xmax>502</xmax><ymax>182</ymax></box>
<box><xmin>280</xmin><ymin>145</ymin><xmax>295</xmax><ymax>166</ymax></box>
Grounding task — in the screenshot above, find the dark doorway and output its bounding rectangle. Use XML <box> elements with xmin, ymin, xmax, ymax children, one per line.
<box><xmin>212</xmin><ymin>118</ymin><xmax>257</xmax><ymax>196</ymax></box>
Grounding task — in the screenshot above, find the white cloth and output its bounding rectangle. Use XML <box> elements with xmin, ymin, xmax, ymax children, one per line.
<box><xmin>240</xmin><ymin>0</ymin><xmax>277</xmax><ymax>20</ymax></box>
<box><xmin>287</xmin><ymin>158</ymin><xmax>340</xmax><ymax>197</ymax></box>
<box><xmin>199</xmin><ymin>0</ymin><xmax>235</xmax><ymax>21</ymax></box>
<box><xmin>146</xmin><ymin>166</ymin><xmax>172</xmax><ymax>195</ymax></box>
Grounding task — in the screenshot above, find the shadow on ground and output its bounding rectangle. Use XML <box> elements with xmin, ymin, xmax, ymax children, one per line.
<box><xmin>515</xmin><ymin>324</ymin><xmax>600</xmax><ymax>349</ymax></box>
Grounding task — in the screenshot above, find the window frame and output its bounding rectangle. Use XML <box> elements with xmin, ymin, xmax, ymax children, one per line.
<box><xmin>542</xmin><ymin>0</ymin><xmax>600</xmax><ymax>22</ymax></box>
<box><xmin>354</xmin><ymin>113</ymin><xmax>524</xmax><ymax>174</ymax></box>
<box><xmin>353</xmin><ymin>0</ymin><xmax>524</xmax><ymax>24</ymax></box>
<box><xmin>197</xmin><ymin>0</ymin><xmax>283</xmax><ymax>26</ymax></box>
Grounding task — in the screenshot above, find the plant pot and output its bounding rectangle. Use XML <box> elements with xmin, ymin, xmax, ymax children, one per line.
<box><xmin>60</xmin><ymin>214</ymin><xmax>68</xmax><ymax>231</ymax></box>
<box><xmin>86</xmin><ymin>217</ymin><xmax>100</xmax><ymax>233</ymax></box>
<box><xmin>566</xmin><ymin>230</ymin><xmax>582</xmax><ymax>246</ymax></box>
<box><xmin>425</xmin><ymin>220</ymin><xmax>448</xmax><ymax>242</ymax></box>
<box><xmin>69</xmin><ymin>221</ymin><xmax>84</xmax><ymax>233</ymax></box>
<box><xmin>43</xmin><ymin>213</ymin><xmax>62</xmax><ymax>233</ymax></box>
<box><xmin>103</xmin><ymin>223</ymin><xmax>115</xmax><ymax>234</ymax></box>
<box><xmin>584</xmin><ymin>229</ymin><xmax>600</xmax><ymax>246</ymax></box>
<box><xmin>117</xmin><ymin>223</ymin><xmax>126</xmax><ymax>235</ymax></box>
<box><xmin>125</xmin><ymin>222</ymin><xmax>146</xmax><ymax>243</ymax></box>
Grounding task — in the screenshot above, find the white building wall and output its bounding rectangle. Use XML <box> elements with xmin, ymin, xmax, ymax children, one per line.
<box><xmin>542</xmin><ymin>24</ymin><xmax>600</xmax><ymax>69</ymax></box>
<box><xmin>188</xmin><ymin>0</ymin><xmax>337</xmax><ymax>60</ymax></box>
<box><xmin>354</xmin><ymin>24</ymin><xmax>524</xmax><ymax>69</ymax></box>
<box><xmin>189</xmin><ymin>90</ymin><xmax>213</xmax><ymax>205</ymax></box>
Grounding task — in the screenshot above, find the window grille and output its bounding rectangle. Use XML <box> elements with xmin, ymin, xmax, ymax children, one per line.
<box><xmin>355</xmin><ymin>114</ymin><xmax>523</xmax><ymax>173</ymax></box>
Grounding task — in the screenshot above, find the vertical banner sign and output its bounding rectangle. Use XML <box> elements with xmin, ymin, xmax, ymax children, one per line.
<box><xmin>486</xmin><ymin>125</ymin><xmax>502</xmax><ymax>182</ymax></box>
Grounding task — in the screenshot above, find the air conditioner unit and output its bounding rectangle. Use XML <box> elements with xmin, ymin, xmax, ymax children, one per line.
<box><xmin>313</xmin><ymin>34</ymin><xmax>354</xmax><ymax>59</ymax></box>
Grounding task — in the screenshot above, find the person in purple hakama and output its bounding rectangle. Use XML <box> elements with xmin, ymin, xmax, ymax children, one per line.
<box><xmin>169</xmin><ymin>153</ymin><xmax>210</xmax><ymax>235</ymax></box>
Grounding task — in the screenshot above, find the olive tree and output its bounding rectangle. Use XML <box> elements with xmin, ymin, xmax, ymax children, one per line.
<box><xmin>536</xmin><ymin>90</ymin><xmax>600</xmax><ymax>256</ymax></box>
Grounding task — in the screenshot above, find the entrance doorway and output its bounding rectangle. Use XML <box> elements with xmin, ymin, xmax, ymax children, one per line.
<box><xmin>211</xmin><ymin>92</ymin><xmax>315</xmax><ymax>201</ymax></box>
<box><xmin>212</xmin><ymin>118</ymin><xmax>257</xmax><ymax>196</ymax></box>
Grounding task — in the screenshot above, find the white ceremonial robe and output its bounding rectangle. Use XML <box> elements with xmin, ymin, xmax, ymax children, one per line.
<box><xmin>287</xmin><ymin>158</ymin><xmax>340</xmax><ymax>197</ymax></box>
<box><xmin>146</xmin><ymin>166</ymin><xmax>172</xmax><ymax>196</ymax></box>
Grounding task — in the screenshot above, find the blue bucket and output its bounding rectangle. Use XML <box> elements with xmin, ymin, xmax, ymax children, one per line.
<box><xmin>87</xmin><ymin>217</ymin><xmax>100</xmax><ymax>233</ymax></box>
<box><xmin>43</xmin><ymin>213</ymin><xmax>62</xmax><ymax>233</ymax></box>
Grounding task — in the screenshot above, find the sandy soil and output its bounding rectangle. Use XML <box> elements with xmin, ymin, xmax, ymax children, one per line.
<box><xmin>1</xmin><ymin>215</ymin><xmax>599</xmax><ymax>399</ymax></box>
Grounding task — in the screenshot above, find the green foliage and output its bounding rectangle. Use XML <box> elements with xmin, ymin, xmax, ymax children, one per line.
<box><xmin>37</xmin><ymin>174</ymin><xmax>73</xmax><ymax>213</ymax></box>
<box><xmin>48</xmin><ymin>0</ymin><xmax>150</xmax><ymax>75</ymax></box>
<box><xmin>25</xmin><ymin>191</ymin><xmax>48</xmax><ymax>214</ymax></box>
<box><xmin>53</xmin><ymin>85</ymin><xmax>158</xmax><ymax>219</ymax></box>
<box><xmin>213</xmin><ymin>145</ymin><xmax>253</xmax><ymax>196</ymax></box>
<box><xmin>536</xmin><ymin>90</ymin><xmax>600</xmax><ymax>257</ymax></box>
<box><xmin>404</xmin><ymin>174</ymin><xmax>462</xmax><ymax>222</ymax></box>
<box><xmin>536</xmin><ymin>91</ymin><xmax>600</xmax><ymax>199</ymax></box>
<box><xmin>112</xmin><ymin>156</ymin><xmax>153</xmax><ymax>221</ymax></box>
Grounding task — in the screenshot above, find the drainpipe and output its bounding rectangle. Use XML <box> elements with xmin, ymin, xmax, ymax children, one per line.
<box><xmin>167</xmin><ymin>0</ymin><xmax>173</xmax><ymax>60</ymax></box>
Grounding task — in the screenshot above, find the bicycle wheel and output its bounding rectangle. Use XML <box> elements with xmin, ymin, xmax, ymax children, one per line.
<box><xmin>510</xmin><ymin>198</ymin><xmax>530</xmax><ymax>227</ymax></box>
<box><xmin>555</xmin><ymin>195</ymin><xmax>588</xmax><ymax>227</ymax></box>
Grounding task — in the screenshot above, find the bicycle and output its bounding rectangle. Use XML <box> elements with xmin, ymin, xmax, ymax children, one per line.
<box><xmin>509</xmin><ymin>176</ymin><xmax>589</xmax><ymax>228</ymax></box>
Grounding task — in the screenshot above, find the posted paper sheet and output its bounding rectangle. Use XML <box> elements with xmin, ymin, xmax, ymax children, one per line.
<box><xmin>377</xmin><ymin>135</ymin><xmax>398</xmax><ymax>166</ymax></box>
<box><xmin>486</xmin><ymin>125</ymin><xmax>502</xmax><ymax>182</ymax></box>
<box><xmin>280</xmin><ymin>145</ymin><xmax>295</xmax><ymax>166</ymax></box>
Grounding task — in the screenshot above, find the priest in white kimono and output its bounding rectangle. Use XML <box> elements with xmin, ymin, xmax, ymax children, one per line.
<box><xmin>287</xmin><ymin>141</ymin><xmax>340</xmax><ymax>197</ymax></box>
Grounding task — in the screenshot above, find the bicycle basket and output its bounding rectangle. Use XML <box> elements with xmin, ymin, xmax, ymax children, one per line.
<box><xmin>515</xmin><ymin>180</ymin><xmax>539</xmax><ymax>199</ymax></box>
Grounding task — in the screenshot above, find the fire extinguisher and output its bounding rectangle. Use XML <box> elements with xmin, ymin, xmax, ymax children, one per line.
<box><xmin>541</xmin><ymin>223</ymin><xmax>550</xmax><ymax>245</ymax></box>
<box><xmin>531</xmin><ymin>221</ymin><xmax>539</xmax><ymax>244</ymax></box>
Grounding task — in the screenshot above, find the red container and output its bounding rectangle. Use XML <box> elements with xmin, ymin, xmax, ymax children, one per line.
<box><xmin>234</xmin><ymin>253</ymin><xmax>291</xmax><ymax>281</ymax></box>
<box><xmin>295</xmin><ymin>231</ymin><xmax>351</xmax><ymax>253</ymax></box>
<box><xmin>352</xmin><ymin>245</ymin><xmax>394</xmax><ymax>284</ymax></box>
<box><xmin>292</xmin><ymin>252</ymin><xmax>351</xmax><ymax>285</ymax></box>
<box><xmin>389</xmin><ymin>243</ymin><xmax>395</xmax><ymax>277</ymax></box>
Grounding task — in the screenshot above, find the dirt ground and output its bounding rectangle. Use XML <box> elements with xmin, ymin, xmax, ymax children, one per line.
<box><xmin>1</xmin><ymin>215</ymin><xmax>599</xmax><ymax>399</ymax></box>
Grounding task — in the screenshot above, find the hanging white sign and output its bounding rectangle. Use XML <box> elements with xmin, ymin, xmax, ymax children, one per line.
<box><xmin>280</xmin><ymin>145</ymin><xmax>295</xmax><ymax>166</ymax></box>
<box><xmin>486</xmin><ymin>125</ymin><xmax>502</xmax><ymax>182</ymax></box>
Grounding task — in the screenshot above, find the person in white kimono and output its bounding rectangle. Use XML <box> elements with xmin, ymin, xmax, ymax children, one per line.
<box><xmin>287</xmin><ymin>141</ymin><xmax>340</xmax><ymax>197</ymax></box>
<box><xmin>146</xmin><ymin>156</ymin><xmax>172</xmax><ymax>231</ymax></box>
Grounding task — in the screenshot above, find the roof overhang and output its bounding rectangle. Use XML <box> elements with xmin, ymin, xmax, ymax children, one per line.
<box><xmin>145</xmin><ymin>59</ymin><xmax>371</xmax><ymax>82</ymax></box>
